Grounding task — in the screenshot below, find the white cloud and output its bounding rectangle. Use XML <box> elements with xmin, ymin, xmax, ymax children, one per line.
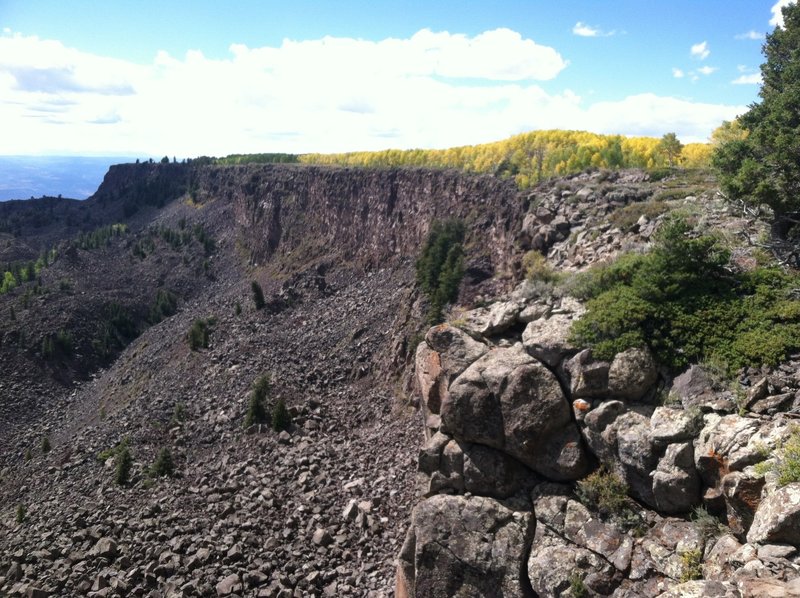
<box><xmin>736</xmin><ymin>30</ymin><xmax>765</xmax><ymax>40</ymax></box>
<box><xmin>732</xmin><ymin>73</ymin><xmax>762</xmax><ymax>85</ymax></box>
<box><xmin>770</xmin><ymin>0</ymin><xmax>795</xmax><ymax>27</ymax></box>
<box><xmin>672</xmin><ymin>68</ymin><xmax>685</xmax><ymax>78</ymax></box>
<box><xmin>691</xmin><ymin>41</ymin><xmax>710</xmax><ymax>60</ymax></box>
<box><xmin>0</xmin><ymin>30</ymin><xmax>744</xmax><ymax>155</ymax></box>
<box><xmin>572</xmin><ymin>22</ymin><xmax>615</xmax><ymax>37</ymax></box>
<box><xmin>697</xmin><ymin>66</ymin><xmax>717</xmax><ymax>76</ymax></box>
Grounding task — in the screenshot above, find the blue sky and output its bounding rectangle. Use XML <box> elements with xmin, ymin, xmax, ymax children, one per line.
<box><xmin>0</xmin><ymin>0</ymin><xmax>792</xmax><ymax>156</ymax></box>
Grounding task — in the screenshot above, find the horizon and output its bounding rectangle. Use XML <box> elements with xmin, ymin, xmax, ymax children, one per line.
<box><xmin>1</xmin><ymin>1</ymin><xmax>794</xmax><ymax>157</ymax></box>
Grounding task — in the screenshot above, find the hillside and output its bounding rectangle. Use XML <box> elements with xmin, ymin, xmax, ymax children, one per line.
<box><xmin>1</xmin><ymin>162</ymin><xmax>799</xmax><ymax>597</ymax></box>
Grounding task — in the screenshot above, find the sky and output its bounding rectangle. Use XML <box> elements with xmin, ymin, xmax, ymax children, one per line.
<box><xmin>0</xmin><ymin>0</ymin><xmax>794</xmax><ymax>157</ymax></box>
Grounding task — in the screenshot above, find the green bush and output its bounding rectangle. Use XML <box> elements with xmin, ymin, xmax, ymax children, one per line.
<box><xmin>150</xmin><ymin>448</ymin><xmax>175</xmax><ymax>478</ymax></box>
<box><xmin>16</xmin><ymin>503</ymin><xmax>26</xmax><ymax>524</ymax></box>
<box><xmin>244</xmin><ymin>375</ymin><xmax>270</xmax><ymax>427</ymax></box>
<box><xmin>116</xmin><ymin>445</ymin><xmax>132</xmax><ymax>486</ymax></box>
<box><xmin>252</xmin><ymin>281</ymin><xmax>266</xmax><ymax>310</ymax></box>
<box><xmin>188</xmin><ymin>318</ymin><xmax>212</xmax><ymax>351</ymax></box>
<box><xmin>271</xmin><ymin>397</ymin><xmax>291</xmax><ymax>432</ymax></box>
<box><xmin>41</xmin><ymin>436</ymin><xmax>51</xmax><ymax>454</ymax></box>
<box><xmin>576</xmin><ymin>467</ymin><xmax>629</xmax><ymax>518</ymax></box>
<box><xmin>149</xmin><ymin>289</ymin><xmax>178</xmax><ymax>324</ymax></box>
<box><xmin>679</xmin><ymin>548</ymin><xmax>703</xmax><ymax>582</ymax></box>
<box><xmin>569</xmin><ymin>216</ymin><xmax>800</xmax><ymax>372</ymax></box>
<box><xmin>416</xmin><ymin>220</ymin><xmax>465</xmax><ymax>325</ymax></box>
<box><xmin>522</xmin><ymin>250</ymin><xmax>559</xmax><ymax>283</ymax></box>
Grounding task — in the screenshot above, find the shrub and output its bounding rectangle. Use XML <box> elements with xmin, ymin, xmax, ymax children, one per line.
<box><xmin>16</xmin><ymin>503</ymin><xmax>26</xmax><ymax>524</ymax></box>
<box><xmin>188</xmin><ymin>318</ymin><xmax>211</xmax><ymax>350</ymax></box>
<box><xmin>116</xmin><ymin>445</ymin><xmax>132</xmax><ymax>486</ymax></box>
<box><xmin>251</xmin><ymin>281</ymin><xmax>266</xmax><ymax>310</ymax></box>
<box><xmin>522</xmin><ymin>250</ymin><xmax>559</xmax><ymax>283</ymax></box>
<box><xmin>568</xmin><ymin>572</ymin><xmax>587</xmax><ymax>598</ymax></box>
<box><xmin>416</xmin><ymin>220</ymin><xmax>465</xmax><ymax>325</ymax></box>
<box><xmin>569</xmin><ymin>216</ymin><xmax>800</xmax><ymax>372</ymax></box>
<box><xmin>758</xmin><ymin>427</ymin><xmax>800</xmax><ymax>486</ymax></box>
<box><xmin>149</xmin><ymin>289</ymin><xmax>178</xmax><ymax>324</ymax></box>
<box><xmin>41</xmin><ymin>436</ymin><xmax>51</xmax><ymax>454</ymax></box>
<box><xmin>679</xmin><ymin>548</ymin><xmax>703</xmax><ymax>582</ymax></box>
<box><xmin>244</xmin><ymin>375</ymin><xmax>271</xmax><ymax>427</ymax></box>
<box><xmin>271</xmin><ymin>397</ymin><xmax>291</xmax><ymax>432</ymax></box>
<box><xmin>576</xmin><ymin>467</ymin><xmax>629</xmax><ymax>518</ymax></box>
<box><xmin>150</xmin><ymin>448</ymin><xmax>175</xmax><ymax>478</ymax></box>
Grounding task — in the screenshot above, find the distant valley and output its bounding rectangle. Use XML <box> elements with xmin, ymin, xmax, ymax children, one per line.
<box><xmin>0</xmin><ymin>156</ymin><xmax>134</xmax><ymax>201</ymax></box>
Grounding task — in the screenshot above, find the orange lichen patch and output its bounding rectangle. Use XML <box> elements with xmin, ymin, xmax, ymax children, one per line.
<box><xmin>573</xmin><ymin>399</ymin><xmax>591</xmax><ymax>412</ymax></box>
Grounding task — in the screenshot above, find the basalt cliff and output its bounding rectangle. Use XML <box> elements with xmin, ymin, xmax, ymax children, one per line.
<box><xmin>0</xmin><ymin>163</ymin><xmax>799</xmax><ymax>597</ymax></box>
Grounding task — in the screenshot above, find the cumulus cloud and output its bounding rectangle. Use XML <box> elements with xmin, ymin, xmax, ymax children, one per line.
<box><xmin>732</xmin><ymin>73</ymin><xmax>762</xmax><ymax>85</ymax></box>
<box><xmin>697</xmin><ymin>66</ymin><xmax>717</xmax><ymax>76</ymax></box>
<box><xmin>0</xmin><ymin>29</ymin><xmax>744</xmax><ymax>154</ymax></box>
<box><xmin>770</xmin><ymin>0</ymin><xmax>796</xmax><ymax>27</ymax></box>
<box><xmin>691</xmin><ymin>41</ymin><xmax>710</xmax><ymax>60</ymax></box>
<box><xmin>672</xmin><ymin>68</ymin><xmax>685</xmax><ymax>78</ymax></box>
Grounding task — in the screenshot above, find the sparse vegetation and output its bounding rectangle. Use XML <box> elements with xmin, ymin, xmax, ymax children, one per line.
<box><xmin>150</xmin><ymin>448</ymin><xmax>175</xmax><ymax>478</ymax></box>
<box><xmin>568</xmin><ymin>572</ymin><xmax>588</xmax><ymax>598</ymax></box>
<box><xmin>691</xmin><ymin>506</ymin><xmax>729</xmax><ymax>539</ymax></box>
<box><xmin>416</xmin><ymin>220</ymin><xmax>465</xmax><ymax>325</ymax></box>
<box><xmin>679</xmin><ymin>548</ymin><xmax>704</xmax><ymax>582</ymax></box>
<box><xmin>576</xmin><ymin>466</ymin><xmax>629</xmax><ymax>518</ymax></box>
<box><xmin>149</xmin><ymin>289</ymin><xmax>178</xmax><ymax>324</ymax></box>
<box><xmin>271</xmin><ymin>397</ymin><xmax>291</xmax><ymax>432</ymax></box>
<box><xmin>41</xmin><ymin>436</ymin><xmax>51</xmax><ymax>454</ymax></box>
<box><xmin>756</xmin><ymin>426</ymin><xmax>800</xmax><ymax>486</ymax></box>
<box><xmin>15</xmin><ymin>504</ymin><xmax>26</xmax><ymax>524</ymax></box>
<box><xmin>115</xmin><ymin>445</ymin><xmax>133</xmax><ymax>486</ymax></box>
<box><xmin>188</xmin><ymin>317</ymin><xmax>213</xmax><ymax>351</ymax></box>
<box><xmin>251</xmin><ymin>281</ymin><xmax>266</xmax><ymax>310</ymax></box>
<box><xmin>244</xmin><ymin>375</ymin><xmax>271</xmax><ymax>427</ymax></box>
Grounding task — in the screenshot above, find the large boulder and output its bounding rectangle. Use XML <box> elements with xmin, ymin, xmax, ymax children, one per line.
<box><xmin>652</xmin><ymin>442</ymin><xmax>701</xmax><ymax>514</ymax></box>
<box><xmin>607</xmin><ymin>347</ymin><xmax>658</xmax><ymax>401</ymax></box>
<box><xmin>563</xmin><ymin>349</ymin><xmax>610</xmax><ymax>399</ymax></box>
<box><xmin>442</xmin><ymin>345</ymin><xmax>588</xmax><ymax>480</ymax></box>
<box><xmin>629</xmin><ymin>519</ymin><xmax>705</xmax><ymax>581</ymax></box>
<box><xmin>425</xmin><ymin>324</ymin><xmax>489</xmax><ymax>381</ymax></box>
<box><xmin>458</xmin><ymin>300</ymin><xmax>524</xmax><ymax>338</ymax></box>
<box><xmin>522</xmin><ymin>314</ymin><xmax>576</xmax><ymax>367</ymax></box>
<box><xmin>746</xmin><ymin>483</ymin><xmax>800</xmax><ymax>545</ymax></box>
<box><xmin>397</xmin><ymin>494</ymin><xmax>534</xmax><ymax>598</ymax></box>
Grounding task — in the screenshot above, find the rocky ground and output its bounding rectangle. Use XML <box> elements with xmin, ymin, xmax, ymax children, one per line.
<box><xmin>2</xmin><ymin>164</ymin><xmax>798</xmax><ymax>597</ymax></box>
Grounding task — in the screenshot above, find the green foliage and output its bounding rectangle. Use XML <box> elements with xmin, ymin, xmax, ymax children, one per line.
<box><xmin>244</xmin><ymin>375</ymin><xmax>271</xmax><ymax>427</ymax></box>
<box><xmin>416</xmin><ymin>220</ymin><xmax>466</xmax><ymax>325</ymax></box>
<box><xmin>251</xmin><ymin>280</ymin><xmax>266</xmax><ymax>310</ymax></box>
<box><xmin>713</xmin><ymin>4</ymin><xmax>800</xmax><ymax>218</ymax></box>
<box><xmin>758</xmin><ymin>427</ymin><xmax>800</xmax><ymax>486</ymax></box>
<box><xmin>215</xmin><ymin>153</ymin><xmax>299</xmax><ymax>165</ymax></box>
<box><xmin>608</xmin><ymin>199</ymin><xmax>670</xmax><ymax>232</ymax></box>
<box><xmin>41</xmin><ymin>436</ymin><xmax>51</xmax><ymax>454</ymax></box>
<box><xmin>568</xmin><ymin>572</ymin><xmax>588</xmax><ymax>598</ymax></box>
<box><xmin>42</xmin><ymin>328</ymin><xmax>73</xmax><ymax>359</ymax></box>
<box><xmin>188</xmin><ymin>318</ymin><xmax>212</xmax><ymax>351</ymax></box>
<box><xmin>576</xmin><ymin>466</ymin><xmax>629</xmax><ymax>518</ymax></box>
<box><xmin>691</xmin><ymin>506</ymin><xmax>730</xmax><ymax>540</ymax></box>
<box><xmin>679</xmin><ymin>548</ymin><xmax>704</xmax><ymax>582</ymax></box>
<box><xmin>93</xmin><ymin>302</ymin><xmax>139</xmax><ymax>359</ymax></box>
<box><xmin>16</xmin><ymin>503</ymin><xmax>26</xmax><ymax>524</ymax></box>
<box><xmin>171</xmin><ymin>402</ymin><xmax>186</xmax><ymax>425</ymax></box>
<box><xmin>115</xmin><ymin>445</ymin><xmax>133</xmax><ymax>486</ymax></box>
<box><xmin>522</xmin><ymin>250</ymin><xmax>559</xmax><ymax>283</ymax></box>
<box><xmin>72</xmin><ymin>223</ymin><xmax>127</xmax><ymax>250</ymax></box>
<box><xmin>271</xmin><ymin>397</ymin><xmax>291</xmax><ymax>432</ymax></box>
<box><xmin>657</xmin><ymin>132</ymin><xmax>684</xmax><ymax>168</ymax></box>
<box><xmin>569</xmin><ymin>217</ymin><xmax>800</xmax><ymax>371</ymax></box>
<box><xmin>149</xmin><ymin>289</ymin><xmax>178</xmax><ymax>324</ymax></box>
<box><xmin>150</xmin><ymin>448</ymin><xmax>175</xmax><ymax>478</ymax></box>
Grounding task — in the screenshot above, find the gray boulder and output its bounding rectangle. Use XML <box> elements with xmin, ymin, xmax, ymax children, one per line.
<box><xmin>563</xmin><ymin>349</ymin><xmax>610</xmax><ymax>399</ymax></box>
<box><xmin>442</xmin><ymin>345</ymin><xmax>588</xmax><ymax>480</ymax></box>
<box><xmin>607</xmin><ymin>347</ymin><xmax>658</xmax><ymax>401</ymax></box>
<box><xmin>522</xmin><ymin>314</ymin><xmax>577</xmax><ymax>367</ymax></box>
<box><xmin>652</xmin><ymin>442</ymin><xmax>701</xmax><ymax>514</ymax></box>
<box><xmin>397</xmin><ymin>494</ymin><xmax>534</xmax><ymax>598</ymax></box>
<box><xmin>746</xmin><ymin>483</ymin><xmax>800</xmax><ymax>545</ymax></box>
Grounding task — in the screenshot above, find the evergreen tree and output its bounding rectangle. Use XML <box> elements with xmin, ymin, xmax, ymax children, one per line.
<box><xmin>244</xmin><ymin>375</ymin><xmax>270</xmax><ymax>427</ymax></box>
<box><xmin>116</xmin><ymin>445</ymin><xmax>132</xmax><ymax>486</ymax></box>
<box><xmin>657</xmin><ymin>133</ymin><xmax>683</xmax><ymax>168</ymax></box>
<box><xmin>251</xmin><ymin>281</ymin><xmax>266</xmax><ymax>310</ymax></box>
<box><xmin>713</xmin><ymin>3</ymin><xmax>800</xmax><ymax>222</ymax></box>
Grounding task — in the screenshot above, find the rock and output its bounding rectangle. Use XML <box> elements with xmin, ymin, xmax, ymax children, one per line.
<box><xmin>721</xmin><ymin>471</ymin><xmax>765</xmax><ymax>536</ymax></box>
<box><xmin>649</xmin><ymin>407</ymin><xmax>700</xmax><ymax>444</ymax></box>
<box><xmin>652</xmin><ymin>442</ymin><xmax>701</xmax><ymax>514</ymax></box>
<box><xmin>738</xmin><ymin>578</ymin><xmax>800</xmax><ymax>597</ymax></box>
<box><xmin>415</xmin><ymin>342</ymin><xmax>445</xmax><ymax>422</ymax></box>
<box><xmin>462</xmin><ymin>443</ymin><xmax>537</xmax><ymax>499</ymax></box>
<box><xmin>630</xmin><ymin>519</ymin><xmax>705</xmax><ymax>581</ymax></box>
<box><xmin>694</xmin><ymin>415</ymin><xmax>762</xmax><ymax>488</ymax></box>
<box><xmin>459</xmin><ymin>301</ymin><xmax>524</xmax><ymax>337</ymax></box>
<box><xmin>88</xmin><ymin>537</ymin><xmax>117</xmax><ymax>559</ymax></box>
<box><xmin>655</xmin><ymin>580</ymin><xmax>740</xmax><ymax>597</ymax></box>
<box><xmin>442</xmin><ymin>345</ymin><xmax>588</xmax><ymax>480</ymax></box>
<box><xmin>747</xmin><ymin>483</ymin><xmax>800</xmax><ymax>545</ymax></box>
<box><xmin>607</xmin><ymin>347</ymin><xmax>658</xmax><ymax>401</ymax></box>
<box><xmin>215</xmin><ymin>573</ymin><xmax>241</xmax><ymax>596</ymax></box>
<box><xmin>424</xmin><ymin>324</ymin><xmax>488</xmax><ymax>383</ymax></box>
<box><xmin>563</xmin><ymin>500</ymin><xmax>634</xmax><ymax>571</ymax></box>
<box><xmin>522</xmin><ymin>313</ymin><xmax>576</xmax><ymax>367</ymax></box>
<box><xmin>397</xmin><ymin>494</ymin><xmax>534</xmax><ymax>598</ymax></box>
<box><xmin>312</xmin><ymin>528</ymin><xmax>334</xmax><ymax>547</ymax></box>
<box><xmin>563</xmin><ymin>349</ymin><xmax>610</xmax><ymax>399</ymax></box>
<box><xmin>672</xmin><ymin>365</ymin><xmax>734</xmax><ymax>412</ymax></box>
<box><xmin>702</xmin><ymin>534</ymin><xmax>742</xmax><ymax>580</ymax></box>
